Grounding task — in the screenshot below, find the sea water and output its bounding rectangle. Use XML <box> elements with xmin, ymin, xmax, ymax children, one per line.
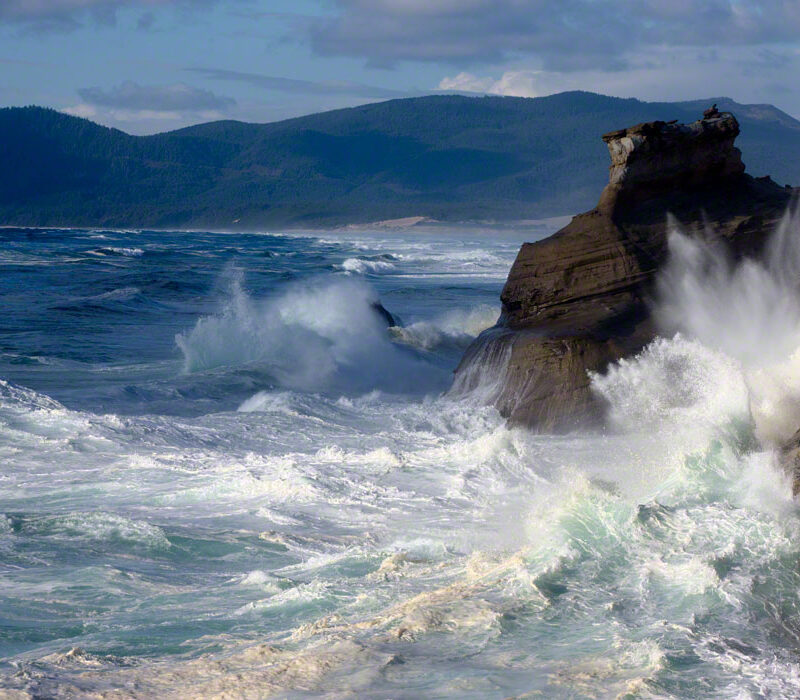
<box><xmin>1</xmin><ymin>222</ymin><xmax>800</xmax><ymax>698</ymax></box>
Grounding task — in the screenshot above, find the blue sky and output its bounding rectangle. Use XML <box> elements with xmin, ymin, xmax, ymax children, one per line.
<box><xmin>2</xmin><ymin>0</ymin><xmax>799</xmax><ymax>134</ymax></box>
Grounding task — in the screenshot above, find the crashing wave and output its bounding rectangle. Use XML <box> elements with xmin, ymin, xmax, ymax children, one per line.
<box><xmin>175</xmin><ymin>274</ymin><xmax>445</xmax><ymax>395</ymax></box>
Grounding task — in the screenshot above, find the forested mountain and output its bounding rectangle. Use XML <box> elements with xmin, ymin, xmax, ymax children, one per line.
<box><xmin>2</xmin><ymin>91</ymin><xmax>799</xmax><ymax>228</ymax></box>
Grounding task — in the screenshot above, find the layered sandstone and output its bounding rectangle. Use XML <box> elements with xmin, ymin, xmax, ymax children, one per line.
<box><xmin>453</xmin><ymin>111</ymin><xmax>793</xmax><ymax>431</ymax></box>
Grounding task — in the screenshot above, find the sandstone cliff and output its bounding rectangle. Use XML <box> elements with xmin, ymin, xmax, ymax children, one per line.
<box><xmin>453</xmin><ymin>111</ymin><xmax>793</xmax><ymax>431</ymax></box>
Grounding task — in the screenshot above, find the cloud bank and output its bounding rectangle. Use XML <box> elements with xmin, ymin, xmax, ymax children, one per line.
<box><xmin>308</xmin><ymin>0</ymin><xmax>800</xmax><ymax>71</ymax></box>
<box><xmin>65</xmin><ymin>80</ymin><xmax>235</xmax><ymax>129</ymax></box>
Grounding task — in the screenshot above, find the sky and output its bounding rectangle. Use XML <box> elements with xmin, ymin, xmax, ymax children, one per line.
<box><xmin>1</xmin><ymin>0</ymin><xmax>799</xmax><ymax>134</ymax></box>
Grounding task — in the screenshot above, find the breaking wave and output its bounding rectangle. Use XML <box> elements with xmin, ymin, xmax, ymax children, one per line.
<box><xmin>339</xmin><ymin>256</ymin><xmax>396</xmax><ymax>274</ymax></box>
<box><xmin>657</xmin><ymin>206</ymin><xmax>800</xmax><ymax>368</ymax></box>
<box><xmin>89</xmin><ymin>247</ymin><xmax>145</xmax><ymax>257</ymax></box>
<box><xmin>176</xmin><ymin>274</ymin><xmax>446</xmax><ymax>395</ymax></box>
<box><xmin>390</xmin><ymin>304</ymin><xmax>499</xmax><ymax>352</ymax></box>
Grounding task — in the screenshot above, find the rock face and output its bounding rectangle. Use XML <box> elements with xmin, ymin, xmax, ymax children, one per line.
<box><xmin>453</xmin><ymin>111</ymin><xmax>793</xmax><ymax>431</ymax></box>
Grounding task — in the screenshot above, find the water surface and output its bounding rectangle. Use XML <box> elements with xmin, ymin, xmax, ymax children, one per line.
<box><xmin>1</xmin><ymin>224</ymin><xmax>799</xmax><ymax>698</ymax></box>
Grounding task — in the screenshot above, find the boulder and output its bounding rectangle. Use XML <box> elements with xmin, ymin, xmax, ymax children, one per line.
<box><xmin>452</xmin><ymin>111</ymin><xmax>793</xmax><ymax>431</ymax></box>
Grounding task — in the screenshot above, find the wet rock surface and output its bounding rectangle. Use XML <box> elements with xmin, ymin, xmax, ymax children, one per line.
<box><xmin>454</xmin><ymin>112</ymin><xmax>794</xmax><ymax>431</ymax></box>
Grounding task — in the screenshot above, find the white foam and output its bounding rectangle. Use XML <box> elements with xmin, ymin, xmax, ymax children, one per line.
<box><xmin>238</xmin><ymin>570</ymin><xmax>284</xmax><ymax>594</ymax></box>
<box><xmin>89</xmin><ymin>246</ymin><xmax>144</xmax><ymax>257</ymax></box>
<box><xmin>237</xmin><ymin>390</ymin><xmax>298</xmax><ymax>414</ymax></box>
<box><xmin>0</xmin><ymin>379</ymin><xmax>66</xmax><ymax>412</ymax></box>
<box><xmin>591</xmin><ymin>334</ymin><xmax>750</xmax><ymax>433</ymax></box>
<box><xmin>340</xmin><ymin>257</ymin><xmax>396</xmax><ymax>274</ymax></box>
<box><xmin>8</xmin><ymin>223</ymin><xmax>800</xmax><ymax>698</ymax></box>
<box><xmin>22</xmin><ymin>512</ymin><xmax>171</xmax><ymax>550</ymax></box>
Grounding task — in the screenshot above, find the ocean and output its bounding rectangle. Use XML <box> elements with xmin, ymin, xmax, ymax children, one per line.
<box><xmin>1</xmin><ymin>223</ymin><xmax>800</xmax><ymax>699</ymax></box>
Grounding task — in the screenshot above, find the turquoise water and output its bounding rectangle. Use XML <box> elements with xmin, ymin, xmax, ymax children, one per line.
<box><xmin>1</xmin><ymin>225</ymin><xmax>800</xmax><ymax>698</ymax></box>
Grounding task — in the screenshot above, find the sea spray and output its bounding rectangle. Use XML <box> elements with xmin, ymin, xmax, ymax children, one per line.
<box><xmin>176</xmin><ymin>273</ymin><xmax>446</xmax><ymax>395</ymax></box>
<box><xmin>654</xmin><ymin>204</ymin><xmax>800</xmax><ymax>446</ymax></box>
<box><xmin>587</xmin><ymin>204</ymin><xmax>800</xmax><ymax>510</ymax></box>
<box><xmin>657</xmin><ymin>206</ymin><xmax>800</xmax><ymax>368</ymax></box>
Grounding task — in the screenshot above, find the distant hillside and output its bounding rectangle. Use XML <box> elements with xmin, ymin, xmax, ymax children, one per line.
<box><xmin>1</xmin><ymin>92</ymin><xmax>799</xmax><ymax>228</ymax></box>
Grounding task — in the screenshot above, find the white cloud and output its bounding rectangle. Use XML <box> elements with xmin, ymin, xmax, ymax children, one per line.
<box><xmin>437</xmin><ymin>72</ymin><xmax>493</xmax><ymax>93</ymax></box>
<box><xmin>491</xmin><ymin>72</ymin><xmax>541</xmax><ymax>98</ymax></box>
<box><xmin>62</xmin><ymin>103</ymin><xmax>98</xmax><ymax>119</ymax></box>
<box><xmin>62</xmin><ymin>81</ymin><xmax>234</xmax><ymax>133</ymax></box>
<box><xmin>107</xmin><ymin>108</ymin><xmax>184</xmax><ymax>121</ymax></box>
<box><xmin>62</xmin><ymin>103</ymin><xmax>185</xmax><ymax>123</ymax></box>
<box><xmin>438</xmin><ymin>71</ymin><xmax>541</xmax><ymax>97</ymax></box>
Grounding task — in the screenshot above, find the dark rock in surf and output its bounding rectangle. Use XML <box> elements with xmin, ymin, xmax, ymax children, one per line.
<box><xmin>452</xmin><ymin>111</ymin><xmax>794</xmax><ymax>431</ymax></box>
<box><xmin>371</xmin><ymin>301</ymin><xmax>398</xmax><ymax>327</ymax></box>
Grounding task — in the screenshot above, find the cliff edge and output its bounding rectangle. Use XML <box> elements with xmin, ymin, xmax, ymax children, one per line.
<box><xmin>453</xmin><ymin>110</ymin><xmax>793</xmax><ymax>431</ymax></box>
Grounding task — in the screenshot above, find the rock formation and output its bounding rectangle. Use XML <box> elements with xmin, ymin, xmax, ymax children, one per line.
<box><xmin>452</xmin><ymin>111</ymin><xmax>794</xmax><ymax>431</ymax></box>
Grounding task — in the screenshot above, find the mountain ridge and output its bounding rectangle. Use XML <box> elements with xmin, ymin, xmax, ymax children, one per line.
<box><xmin>2</xmin><ymin>91</ymin><xmax>799</xmax><ymax>229</ymax></box>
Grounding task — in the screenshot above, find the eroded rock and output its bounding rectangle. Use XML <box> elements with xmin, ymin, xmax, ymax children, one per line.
<box><xmin>598</xmin><ymin>113</ymin><xmax>745</xmax><ymax>213</ymax></box>
<box><xmin>453</xmin><ymin>111</ymin><xmax>793</xmax><ymax>431</ymax></box>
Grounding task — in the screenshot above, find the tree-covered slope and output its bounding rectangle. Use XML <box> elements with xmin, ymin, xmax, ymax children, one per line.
<box><xmin>1</xmin><ymin>92</ymin><xmax>798</xmax><ymax>228</ymax></box>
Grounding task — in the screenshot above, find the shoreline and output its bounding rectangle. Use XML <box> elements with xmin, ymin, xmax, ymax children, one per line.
<box><xmin>0</xmin><ymin>214</ymin><xmax>573</xmax><ymax>237</ymax></box>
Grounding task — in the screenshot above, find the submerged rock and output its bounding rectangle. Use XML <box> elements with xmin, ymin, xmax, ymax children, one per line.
<box><xmin>453</xmin><ymin>111</ymin><xmax>794</xmax><ymax>431</ymax></box>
